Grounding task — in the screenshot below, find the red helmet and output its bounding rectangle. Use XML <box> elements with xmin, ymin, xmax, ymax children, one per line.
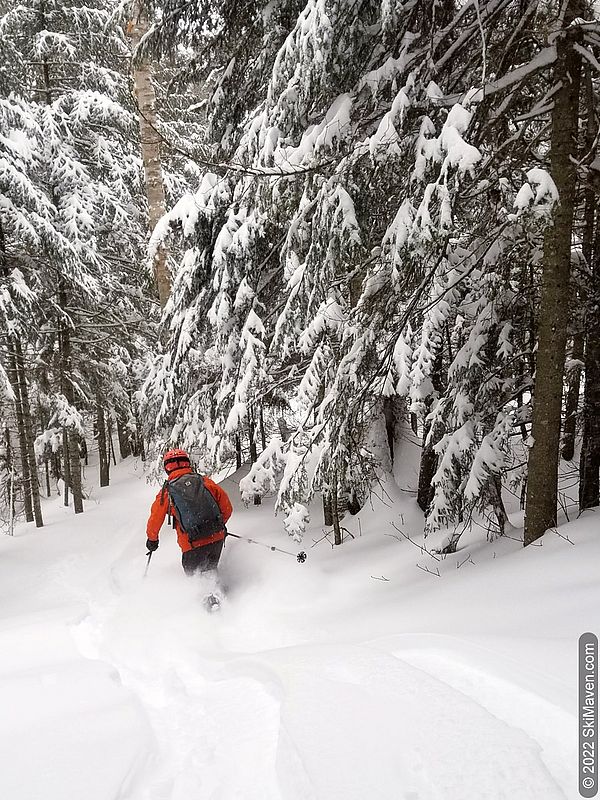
<box><xmin>163</xmin><ymin>448</ymin><xmax>191</xmax><ymax>473</ymax></box>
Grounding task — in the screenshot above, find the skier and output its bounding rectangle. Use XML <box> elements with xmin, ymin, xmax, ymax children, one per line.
<box><xmin>145</xmin><ymin>448</ymin><xmax>233</xmax><ymax>577</ymax></box>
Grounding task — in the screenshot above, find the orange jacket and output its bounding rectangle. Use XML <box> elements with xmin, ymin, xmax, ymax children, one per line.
<box><xmin>146</xmin><ymin>466</ymin><xmax>233</xmax><ymax>553</ymax></box>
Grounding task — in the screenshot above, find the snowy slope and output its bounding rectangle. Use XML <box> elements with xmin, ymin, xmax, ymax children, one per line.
<box><xmin>0</xmin><ymin>455</ymin><xmax>597</xmax><ymax>800</ymax></box>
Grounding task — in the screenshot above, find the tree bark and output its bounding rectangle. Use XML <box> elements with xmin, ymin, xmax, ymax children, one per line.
<box><xmin>248</xmin><ymin>416</ymin><xmax>261</xmax><ymax>505</ymax></box>
<box><xmin>580</xmin><ymin>204</ymin><xmax>600</xmax><ymax>510</ymax></box>
<box><xmin>524</xmin><ymin>21</ymin><xmax>582</xmax><ymax>545</ymax></box>
<box><xmin>417</xmin><ymin>417</ymin><xmax>438</xmax><ymax>513</ymax></box>
<box><xmin>107</xmin><ymin>416</ymin><xmax>117</xmax><ymax>467</ymax></box>
<box><xmin>45</xmin><ymin>458</ymin><xmax>51</xmax><ymax>498</ymax></box>
<box><xmin>62</xmin><ymin>427</ymin><xmax>70</xmax><ymax>507</ymax></box>
<box><xmin>7</xmin><ymin>345</ymin><xmax>34</xmax><ymax>522</ymax></box>
<box><xmin>259</xmin><ymin>406</ymin><xmax>267</xmax><ymax>451</ymax></box>
<box><xmin>562</xmin><ymin>65</ymin><xmax>595</xmax><ymax>464</ymax></box>
<box><xmin>67</xmin><ymin>429</ymin><xmax>83</xmax><ymax>513</ymax></box>
<box><xmin>1</xmin><ymin>217</ymin><xmax>41</xmax><ymax>525</ymax></box>
<box><xmin>323</xmin><ymin>492</ymin><xmax>333</xmax><ymax>526</ymax></box>
<box><xmin>417</xmin><ymin>351</ymin><xmax>443</xmax><ymax>513</ymax></box>
<box><xmin>561</xmin><ymin>335</ymin><xmax>584</xmax><ymax>461</ymax></box>
<box><xmin>129</xmin><ymin>2</ymin><xmax>170</xmax><ymax>307</ymax></box>
<box><xmin>14</xmin><ymin>339</ymin><xmax>43</xmax><ymax>527</ymax></box>
<box><xmin>117</xmin><ymin>418</ymin><xmax>131</xmax><ymax>459</ymax></box>
<box><xmin>58</xmin><ymin>293</ymin><xmax>83</xmax><ymax>514</ymax></box>
<box><xmin>97</xmin><ymin>402</ymin><xmax>109</xmax><ymax>487</ymax></box>
<box><xmin>383</xmin><ymin>396</ymin><xmax>400</xmax><ymax>467</ymax></box>
<box><xmin>331</xmin><ymin>475</ymin><xmax>342</xmax><ymax>545</ymax></box>
<box><xmin>130</xmin><ymin>391</ymin><xmax>146</xmax><ymax>460</ymax></box>
<box><xmin>578</xmin><ymin>64</ymin><xmax>600</xmax><ymax>511</ymax></box>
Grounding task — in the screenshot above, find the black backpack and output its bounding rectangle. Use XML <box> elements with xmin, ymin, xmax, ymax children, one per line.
<box><xmin>163</xmin><ymin>474</ymin><xmax>224</xmax><ymax>542</ymax></box>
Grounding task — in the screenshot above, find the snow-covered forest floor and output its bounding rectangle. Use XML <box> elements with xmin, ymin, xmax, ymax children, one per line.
<box><xmin>0</xmin><ymin>450</ymin><xmax>597</xmax><ymax>800</ymax></box>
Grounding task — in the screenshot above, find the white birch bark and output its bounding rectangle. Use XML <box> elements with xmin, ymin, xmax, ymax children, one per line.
<box><xmin>129</xmin><ymin>2</ymin><xmax>170</xmax><ymax>307</ymax></box>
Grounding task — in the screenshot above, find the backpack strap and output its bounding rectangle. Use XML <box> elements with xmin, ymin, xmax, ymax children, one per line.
<box><xmin>160</xmin><ymin>480</ymin><xmax>175</xmax><ymax>527</ymax></box>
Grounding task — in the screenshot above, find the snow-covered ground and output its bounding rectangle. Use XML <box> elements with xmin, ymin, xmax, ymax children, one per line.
<box><xmin>0</xmin><ymin>453</ymin><xmax>597</xmax><ymax>800</ymax></box>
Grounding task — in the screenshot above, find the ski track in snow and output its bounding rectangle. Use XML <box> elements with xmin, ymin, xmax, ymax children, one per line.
<box><xmin>1</xmin><ymin>462</ymin><xmax>588</xmax><ymax>800</ymax></box>
<box><xmin>70</xmin><ymin>557</ymin><xmax>567</xmax><ymax>800</ymax></box>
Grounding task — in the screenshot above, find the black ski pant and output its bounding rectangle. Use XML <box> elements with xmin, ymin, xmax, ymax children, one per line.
<box><xmin>181</xmin><ymin>539</ymin><xmax>224</xmax><ymax>576</ymax></box>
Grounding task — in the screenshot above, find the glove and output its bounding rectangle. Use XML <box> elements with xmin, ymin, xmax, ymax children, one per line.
<box><xmin>146</xmin><ymin>538</ymin><xmax>159</xmax><ymax>552</ymax></box>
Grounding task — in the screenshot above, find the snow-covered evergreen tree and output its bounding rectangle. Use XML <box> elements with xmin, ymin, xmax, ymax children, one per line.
<box><xmin>141</xmin><ymin>0</ymin><xmax>600</xmax><ymax>545</ymax></box>
<box><xmin>0</xmin><ymin>0</ymin><xmax>155</xmax><ymax>514</ymax></box>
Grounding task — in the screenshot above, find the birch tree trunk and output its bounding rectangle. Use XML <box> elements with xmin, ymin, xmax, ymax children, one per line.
<box><xmin>129</xmin><ymin>2</ymin><xmax>170</xmax><ymax>307</ymax></box>
<box><xmin>524</xmin><ymin>17</ymin><xmax>582</xmax><ymax>545</ymax></box>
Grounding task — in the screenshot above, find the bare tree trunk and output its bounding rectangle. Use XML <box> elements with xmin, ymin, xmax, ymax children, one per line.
<box><xmin>524</xmin><ymin>19</ymin><xmax>581</xmax><ymax>545</ymax></box>
<box><xmin>1</xmin><ymin>217</ymin><xmax>40</xmax><ymax>525</ymax></box>
<box><xmin>67</xmin><ymin>429</ymin><xmax>83</xmax><ymax>513</ymax></box>
<box><xmin>3</xmin><ymin>427</ymin><xmax>15</xmax><ymax>524</ymax></box>
<box><xmin>490</xmin><ymin>474</ymin><xmax>509</xmax><ymax>537</ymax></box>
<box><xmin>259</xmin><ymin>406</ymin><xmax>267</xmax><ymax>451</ymax></box>
<box><xmin>97</xmin><ymin>402</ymin><xmax>109</xmax><ymax>488</ymax></box>
<box><xmin>563</xmin><ymin>66</ymin><xmax>595</xmax><ymax>463</ymax></box>
<box><xmin>248</xmin><ymin>415</ymin><xmax>261</xmax><ymax>505</ymax></box>
<box><xmin>235</xmin><ymin>435</ymin><xmax>242</xmax><ymax>470</ymax></box>
<box><xmin>580</xmin><ymin>203</ymin><xmax>600</xmax><ymax>510</ymax></box>
<box><xmin>417</xmin><ymin>419</ymin><xmax>438</xmax><ymax>512</ymax></box>
<box><xmin>58</xmin><ymin>292</ymin><xmax>83</xmax><ymax>514</ymax></box>
<box><xmin>417</xmin><ymin>351</ymin><xmax>443</xmax><ymax>513</ymax></box>
<box><xmin>278</xmin><ymin>417</ymin><xmax>291</xmax><ymax>441</ymax></box>
<box><xmin>129</xmin><ymin>391</ymin><xmax>146</xmax><ymax>460</ymax></box>
<box><xmin>561</xmin><ymin>335</ymin><xmax>584</xmax><ymax>461</ymax></box>
<box><xmin>578</xmin><ymin>65</ymin><xmax>600</xmax><ymax>511</ymax></box>
<box><xmin>580</xmin><ymin>320</ymin><xmax>600</xmax><ymax>509</ymax></box>
<box><xmin>331</xmin><ymin>475</ymin><xmax>342</xmax><ymax>545</ymax></box>
<box><xmin>323</xmin><ymin>492</ymin><xmax>333</xmax><ymax>526</ymax></box>
<box><xmin>14</xmin><ymin>340</ymin><xmax>43</xmax><ymax>527</ymax></box>
<box><xmin>62</xmin><ymin>427</ymin><xmax>70</xmax><ymax>507</ymax></box>
<box><xmin>117</xmin><ymin>418</ymin><xmax>131</xmax><ymax>459</ymax></box>
<box><xmin>107</xmin><ymin>416</ymin><xmax>117</xmax><ymax>467</ymax></box>
<box><xmin>80</xmin><ymin>437</ymin><xmax>88</xmax><ymax>467</ymax></box>
<box><xmin>383</xmin><ymin>396</ymin><xmax>401</xmax><ymax>467</ymax></box>
<box><xmin>7</xmin><ymin>345</ymin><xmax>34</xmax><ymax>522</ymax></box>
<box><xmin>129</xmin><ymin>2</ymin><xmax>170</xmax><ymax>307</ymax></box>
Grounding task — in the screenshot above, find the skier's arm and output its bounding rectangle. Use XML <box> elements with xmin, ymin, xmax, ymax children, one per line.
<box><xmin>146</xmin><ymin>488</ymin><xmax>168</xmax><ymax>542</ymax></box>
<box><xmin>205</xmin><ymin>478</ymin><xmax>233</xmax><ymax>525</ymax></box>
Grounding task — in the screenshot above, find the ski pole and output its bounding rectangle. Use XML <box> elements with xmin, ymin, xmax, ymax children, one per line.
<box><xmin>143</xmin><ymin>551</ymin><xmax>153</xmax><ymax>577</ymax></box>
<box><xmin>226</xmin><ymin>532</ymin><xmax>307</xmax><ymax>563</ymax></box>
